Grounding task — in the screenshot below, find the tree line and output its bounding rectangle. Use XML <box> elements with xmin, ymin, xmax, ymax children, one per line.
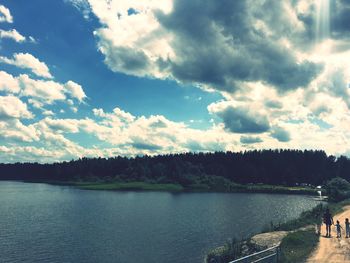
<box><xmin>1</xmin><ymin>149</ymin><xmax>350</xmax><ymax>186</ymax></box>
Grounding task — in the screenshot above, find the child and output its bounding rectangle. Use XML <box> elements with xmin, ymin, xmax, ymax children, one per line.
<box><xmin>335</xmin><ymin>220</ymin><xmax>343</xmax><ymax>238</ymax></box>
<box><xmin>345</xmin><ymin>218</ymin><xmax>350</xmax><ymax>238</ymax></box>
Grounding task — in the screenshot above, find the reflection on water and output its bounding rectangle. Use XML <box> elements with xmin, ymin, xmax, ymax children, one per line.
<box><xmin>0</xmin><ymin>181</ymin><xmax>322</xmax><ymax>263</ymax></box>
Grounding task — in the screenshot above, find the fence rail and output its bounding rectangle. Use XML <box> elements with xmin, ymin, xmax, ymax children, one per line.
<box><xmin>229</xmin><ymin>245</ymin><xmax>280</xmax><ymax>263</ymax></box>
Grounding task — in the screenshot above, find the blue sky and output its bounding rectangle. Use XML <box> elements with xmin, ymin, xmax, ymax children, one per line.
<box><xmin>0</xmin><ymin>0</ymin><xmax>221</xmax><ymax>124</ymax></box>
<box><xmin>1</xmin><ymin>0</ymin><xmax>350</xmax><ymax>162</ymax></box>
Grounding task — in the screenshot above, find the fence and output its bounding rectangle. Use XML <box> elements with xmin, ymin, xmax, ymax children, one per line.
<box><xmin>228</xmin><ymin>245</ymin><xmax>280</xmax><ymax>263</ymax></box>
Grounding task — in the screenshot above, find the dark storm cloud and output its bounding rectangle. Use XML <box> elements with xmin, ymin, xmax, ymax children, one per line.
<box><xmin>156</xmin><ymin>0</ymin><xmax>322</xmax><ymax>92</ymax></box>
<box><xmin>216</xmin><ymin>106</ymin><xmax>270</xmax><ymax>134</ymax></box>
<box><xmin>271</xmin><ymin>126</ymin><xmax>291</xmax><ymax>142</ymax></box>
<box><xmin>240</xmin><ymin>136</ymin><xmax>263</xmax><ymax>144</ymax></box>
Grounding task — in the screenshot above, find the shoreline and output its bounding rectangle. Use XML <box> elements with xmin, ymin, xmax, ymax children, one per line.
<box><xmin>3</xmin><ymin>179</ymin><xmax>322</xmax><ymax>196</ymax></box>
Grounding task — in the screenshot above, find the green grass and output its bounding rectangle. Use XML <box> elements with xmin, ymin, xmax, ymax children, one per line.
<box><xmin>277</xmin><ymin>200</ymin><xmax>350</xmax><ymax>262</ymax></box>
<box><xmin>76</xmin><ymin>181</ymin><xmax>185</xmax><ymax>192</ymax></box>
<box><xmin>280</xmin><ymin>230</ymin><xmax>319</xmax><ymax>263</ymax></box>
<box><xmin>24</xmin><ymin>179</ymin><xmax>320</xmax><ymax>196</ymax></box>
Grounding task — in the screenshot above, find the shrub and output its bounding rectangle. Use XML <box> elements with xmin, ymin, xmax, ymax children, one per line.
<box><xmin>326</xmin><ymin>177</ymin><xmax>350</xmax><ymax>202</ymax></box>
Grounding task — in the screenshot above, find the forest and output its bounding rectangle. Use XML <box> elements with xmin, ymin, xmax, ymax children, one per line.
<box><xmin>1</xmin><ymin>149</ymin><xmax>350</xmax><ymax>187</ymax></box>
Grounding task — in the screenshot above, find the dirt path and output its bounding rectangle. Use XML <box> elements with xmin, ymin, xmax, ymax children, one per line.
<box><xmin>307</xmin><ymin>206</ymin><xmax>350</xmax><ymax>263</ymax></box>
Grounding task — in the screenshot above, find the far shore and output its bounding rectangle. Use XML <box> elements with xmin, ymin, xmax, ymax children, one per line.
<box><xmin>11</xmin><ymin>180</ymin><xmax>323</xmax><ymax>196</ymax></box>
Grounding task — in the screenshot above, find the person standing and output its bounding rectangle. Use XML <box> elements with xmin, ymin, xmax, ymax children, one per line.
<box><xmin>345</xmin><ymin>218</ymin><xmax>350</xmax><ymax>238</ymax></box>
<box><xmin>335</xmin><ymin>220</ymin><xmax>343</xmax><ymax>238</ymax></box>
<box><xmin>323</xmin><ymin>208</ymin><xmax>333</xmax><ymax>237</ymax></box>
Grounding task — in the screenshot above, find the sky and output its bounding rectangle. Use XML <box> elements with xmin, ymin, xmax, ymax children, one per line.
<box><xmin>0</xmin><ymin>0</ymin><xmax>350</xmax><ymax>163</ymax></box>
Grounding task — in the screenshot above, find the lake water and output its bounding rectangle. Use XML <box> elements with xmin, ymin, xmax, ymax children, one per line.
<box><xmin>0</xmin><ymin>181</ymin><xmax>322</xmax><ymax>263</ymax></box>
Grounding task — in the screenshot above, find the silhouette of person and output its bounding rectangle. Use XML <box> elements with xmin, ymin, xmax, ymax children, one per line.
<box><xmin>323</xmin><ymin>208</ymin><xmax>333</xmax><ymax>237</ymax></box>
<box><xmin>346</xmin><ymin>218</ymin><xmax>350</xmax><ymax>238</ymax></box>
<box><xmin>335</xmin><ymin>220</ymin><xmax>342</xmax><ymax>238</ymax></box>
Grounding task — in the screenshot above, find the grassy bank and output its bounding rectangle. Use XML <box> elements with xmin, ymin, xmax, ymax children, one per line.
<box><xmin>22</xmin><ymin>179</ymin><xmax>320</xmax><ymax>195</ymax></box>
<box><xmin>279</xmin><ymin>229</ymin><xmax>319</xmax><ymax>263</ymax></box>
<box><xmin>78</xmin><ymin>182</ymin><xmax>320</xmax><ymax>195</ymax></box>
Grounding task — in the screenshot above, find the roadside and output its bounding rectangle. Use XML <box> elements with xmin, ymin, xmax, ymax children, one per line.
<box><xmin>307</xmin><ymin>205</ymin><xmax>350</xmax><ymax>263</ymax></box>
<box><xmin>205</xmin><ymin>200</ymin><xmax>350</xmax><ymax>263</ymax></box>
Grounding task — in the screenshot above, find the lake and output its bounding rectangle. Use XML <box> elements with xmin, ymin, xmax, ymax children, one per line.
<box><xmin>0</xmin><ymin>181</ymin><xmax>322</xmax><ymax>263</ymax></box>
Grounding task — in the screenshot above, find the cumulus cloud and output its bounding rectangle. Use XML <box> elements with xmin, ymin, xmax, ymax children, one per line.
<box><xmin>3</xmin><ymin>0</ymin><xmax>350</xmax><ymax>162</ymax></box>
<box><xmin>0</xmin><ymin>29</ymin><xmax>26</xmax><ymax>42</ymax></box>
<box><xmin>72</xmin><ymin>0</ymin><xmax>322</xmax><ymax>94</ymax></box>
<box><xmin>65</xmin><ymin>81</ymin><xmax>87</xmax><ymax>102</ymax></box>
<box><xmin>0</xmin><ymin>5</ymin><xmax>13</xmax><ymax>23</ymax></box>
<box><xmin>65</xmin><ymin>0</ymin><xmax>350</xmax><ymax>156</ymax></box>
<box><xmin>0</xmin><ymin>69</ymin><xmax>88</xmax><ymax>110</ymax></box>
<box><xmin>0</xmin><ymin>71</ymin><xmax>20</xmax><ymax>93</ymax></box>
<box><xmin>271</xmin><ymin>126</ymin><xmax>291</xmax><ymax>142</ymax></box>
<box><xmin>0</xmin><ymin>53</ymin><xmax>53</xmax><ymax>79</ymax></box>
<box><xmin>213</xmin><ymin>106</ymin><xmax>270</xmax><ymax>134</ymax></box>
<box><xmin>0</xmin><ymin>119</ymin><xmax>39</xmax><ymax>142</ymax></box>
<box><xmin>18</xmin><ymin>74</ymin><xmax>66</xmax><ymax>105</ymax></box>
<box><xmin>42</xmin><ymin>118</ymin><xmax>80</xmax><ymax>133</ymax></box>
<box><xmin>0</xmin><ymin>145</ymin><xmax>69</xmax><ymax>163</ymax></box>
<box><xmin>0</xmin><ymin>96</ymin><xmax>33</xmax><ymax>119</ymax></box>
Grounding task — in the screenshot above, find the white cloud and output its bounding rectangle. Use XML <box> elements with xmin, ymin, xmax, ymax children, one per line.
<box><xmin>41</xmin><ymin>117</ymin><xmax>80</xmax><ymax>133</ymax></box>
<box><xmin>0</xmin><ymin>96</ymin><xmax>33</xmax><ymax>119</ymax></box>
<box><xmin>65</xmin><ymin>80</ymin><xmax>87</xmax><ymax>102</ymax></box>
<box><xmin>0</xmin><ymin>29</ymin><xmax>26</xmax><ymax>42</ymax></box>
<box><xmin>18</xmin><ymin>74</ymin><xmax>66</xmax><ymax>105</ymax></box>
<box><xmin>87</xmin><ymin>107</ymin><xmax>231</xmax><ymax>154</ymax></box>
<box><xmin>0</xmin><ymin>5</ymin><xmax>13</xmax><ymax>23</ymax></box>
<box><xmin>3</xmin><ymin>0</ymin><xmax>350</xmax><ymax>162</ymax></box>
<box><xmin>0</xmin><ymin>71</ymin><xmax>20</xmax><ymax>93</ymax></box>
<box><xmin>0</xmin><ymin>53</ymin><xmax>53</xmax><ymax>79</ymax></box>
<box><xmin>0</xmin><ymin>145</ymin><xmax>66</xmax><ymax>163</ymax></box>
<box><xmin>79</xmin><ymin>0</ymin><xmax>174</xmax><ymax>78</ymax></box>
<box><xmin>42</xmin><ymin>110</ymin><xmax>55</xmax><ymax>116</ymax></box>
<box><xmin>0</xmin><ymin>69</ymin><xmax>88</xmax><ymax>111</ymax></box>
<box><xmin>0</xmin><ymin>119</ymin><xmax>39</xmax><ymax>142</ymax></box>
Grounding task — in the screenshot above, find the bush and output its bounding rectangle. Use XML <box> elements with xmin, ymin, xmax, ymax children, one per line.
<box><xmin>326</xmin><ymin>177</ymin><xmax>350</xmax><ymax>202</ymax></box>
